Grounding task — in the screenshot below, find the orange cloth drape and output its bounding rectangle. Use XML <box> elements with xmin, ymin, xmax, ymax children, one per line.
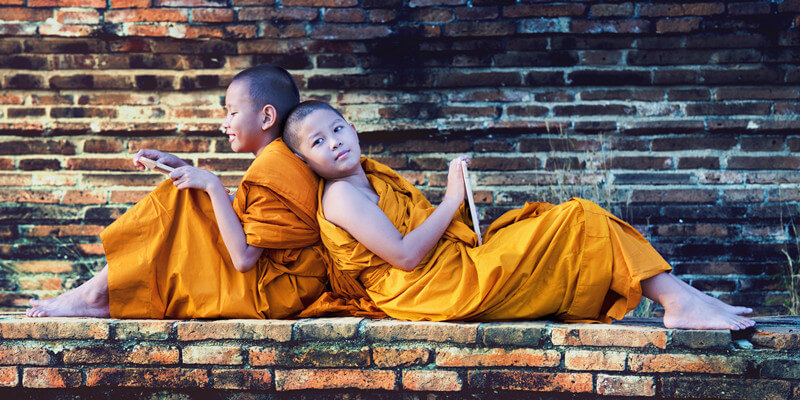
<box><xmin>317</xmin><ymin>157</ymin><xmax>672</xmax><ymax>323</ymax></box>
<box><xmin>102</xmin><ymin>138</ymin><xmax>327</xmax><ymax>319</ymax></box>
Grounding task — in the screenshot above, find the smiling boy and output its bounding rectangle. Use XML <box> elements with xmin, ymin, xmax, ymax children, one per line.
<box><xmin>27</xmin><ymin>65</ymin><xmax>327</xmax><ymax>319</ymax></box>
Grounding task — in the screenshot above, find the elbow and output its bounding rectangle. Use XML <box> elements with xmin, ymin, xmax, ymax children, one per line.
<box><xmin>393</xmin><ymin>254</ymin><xmax>421</xmax><ymax>272</ymax></box>
<box><xmin>232</xmin><ymin>256</ymin><xmax>257</xmax><ymax>273</ymax></box>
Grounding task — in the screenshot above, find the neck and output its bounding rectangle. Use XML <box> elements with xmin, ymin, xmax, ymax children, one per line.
<box><xmin>253</xmin><ymin>132</ymin><xmax>280</xmax><ymax>157</ymax></box>
<box><xmin>330</xmin><ymin>164</ymin><xmax>371</xmax><ymax>191</ymax></box>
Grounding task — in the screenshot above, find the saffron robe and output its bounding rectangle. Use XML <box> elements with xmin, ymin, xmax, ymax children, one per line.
<box><xmin>102</xmin><ymin>138</ymin><xmax>327</xmax><ymax>319</ymax></box>
<box><xmin>318</xmin><ymin>158</ymin><xmax>672</xmax><ymax>323</ymax></box>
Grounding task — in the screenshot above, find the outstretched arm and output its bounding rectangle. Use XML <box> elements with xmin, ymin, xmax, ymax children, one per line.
<box><xmin>133</xmin><ymin>149</ymin><xmax>191</xmax><ymax>170</ymax></box>
<box><xmin>324</xmin><ymin>157</ymin><xmax>468</xmax><ymax>271</ymax></box>
<box><xmin>169</xmin><ymin>166</ymin><xmax>263</xmax><ymax>272</ymax></box>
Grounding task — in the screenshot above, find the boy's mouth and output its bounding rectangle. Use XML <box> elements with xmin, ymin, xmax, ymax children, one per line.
<box><xmin>228</xmin><ymin>134</ymin><xmax>236</xmax><ymax>143</ymax></box>
<box><xmin>335</xmin><ymin>150</ymin><xmax>349</xmax><ymax>161</ymax></box>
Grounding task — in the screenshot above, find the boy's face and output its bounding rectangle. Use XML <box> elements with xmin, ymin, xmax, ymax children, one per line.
<box><xmin>222</xmin><ymin>79</ymin><xmax>269</xmax><ymax>154</ymax></box>
<box><xmin>293</xmin><ymin>108</ymin><xmax>361</xmax><ymax>179</ymax></box>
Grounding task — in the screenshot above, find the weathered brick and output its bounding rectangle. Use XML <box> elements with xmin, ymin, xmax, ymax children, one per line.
<box><xmin>468</xmin><ymin>371</ymin><xmax>592</xmax><ymax>392</ymax></box>
<box><xmin>551</xmin><ymin>325</ymin><xmax>667</xmax><ymax>348</ymax></box>
<box><xmin>759</xmin><ymin>358</ymin><xmax>800</xmax><ymax>379</ymax></box>
<box><xmin>629</xmin><ymin>353</ymin><xmax>745</xmax><ymax>374</ymax></box>
<box><xmin>403</xmin><ymin>370</ymin><xmax>462</xmax><ymax>391</ymax></box>
<box><xmin>114</xmin><ymin>320</ymin><xmax>174</xmax><ymax>340</ymax></box>
<box><xmin>63</xmin><ymin>345</ymin><xmax>178</xmax><ymax>365</ymax></box>
<box><xmin>176</xmin><ymin>320</ymin><xmax>292</xmax><ymax>341</ymax></box>
<box><xmin>564</xmin><ymin>350</ymin><xmax>626</xmax><ymax>371</ymax></box>
<box><xmin>295</xmin><ymin>317</ymin><xmax>362</xmax><ymax>341</ymax></box>
<box><xmin>212</xmin><ymin>369</ymin><xmax>272</xmax><ymax>390</ymax></box>
<box><xmin>182</xmin><ymin>346</ymin><xmax>243</xmax><ymax>365</ymax></box>
<box><xmin>436</xmin><ymin>347</ymin><xmax>560</xmax><ymax>367</ymax></box>
<box><xmin>249</xmin><ymin>346</ymin><xmax>369</xmax><ymax>367</ymax></box>
<box><xmin>22</xmin><ymin>367</ymin><xmax>82</xmax><ymax>388</ymax></box>
<box><xmin>86</xmin><ymin>367</ymin><xmax>209</xmax><ymax>388</ymax></box>
<box><xmin>480</xmin><ymin>321</ymin><xmax>546</xmax><ymax>346</ymax></box>
<box><xmin>274</xmin><ymin>369</ymin><xmax>396</xmax><ymax>391</ymax></box>
<box><xmin>749</xmin><ymin>326</ymin><xmax>800</xmax><ymax>350</ymax></box>
<box><xmin>372</xmin><ymin>347</ymin><xmax>430</xmax><ymax>368</ymax></box>
<box><xmin>0</xmin><ymin>366</ymin><xmax>17</xmax><ymax>387</ymax></box>
<box><xmin>630</xmin><ymin>190</ymin><xmax>718</xmax><ymax>204</ymax></box>
<box><xmin>597</xmin><ymin>374</ymin><xmax>655</xmax><ymax>397</ymax></box>
<box><xmin>661</xmin><ymin>377</ymin><xmax>791</xmax><ymax>399</ymax></box>
<box><xmin>0</xmin><ymin>319</ymin><xmax>109</xmax><ymax>339</ymax></box>
<box><xmin>0</xmin><ymin>345</ymin><xmax>51</xmax><ymax>365</ymax></box>
<box><xmin>364</xmin><ymin>320</ymin><xmax>478</xmax><ymax>343</ymax></box>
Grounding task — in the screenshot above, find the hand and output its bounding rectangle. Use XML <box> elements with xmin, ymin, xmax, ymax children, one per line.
<box><xmin>169</xmin><ymin>166</ymin><xmax>222</xmax><ymax>192</ymax></box>
<box><xmin>133</xmin><ymin>149</ymin><xmax>189</xmax><ymax>171</ymax></box>
<box><xmin>443</xmin><ymin>156</ymin><xmax>469</xmax><ymax>205</ymax></box>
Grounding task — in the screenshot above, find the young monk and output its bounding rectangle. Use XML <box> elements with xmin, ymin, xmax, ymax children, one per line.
<box><xmin>26</xmin><ymin>65</ymin><xmax>327</xmax><ymax>319</ymax></box>
<box><xmin>282</xmin><ymin>100</ymin><xmax>756</xmax><ymax>330</ymax></box>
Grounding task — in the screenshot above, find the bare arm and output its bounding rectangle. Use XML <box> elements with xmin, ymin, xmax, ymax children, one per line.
<box><xmin>170</xmin><ymin>166</ymin><xmax>263</xmax><ymax>272</ymax></box>
<box><xmin>323</xmin><ymin>157</ymin><xmax>468</xmax><ymax>271</ymax></box>
<box><xmin>133</xmin><ymin>149</ymin><xmax>191</xmax><ymax>170</ymax></box>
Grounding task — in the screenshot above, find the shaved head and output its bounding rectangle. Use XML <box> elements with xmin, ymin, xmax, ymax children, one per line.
<box><xmin>283</xmin><ymin>100</ymin><xmax>345</xmax><ymax>154</ymax></box>
<box><xmin>230</xmin><ymin>64</ymin><xmax>300</xmax><ymax>132</ymax></box>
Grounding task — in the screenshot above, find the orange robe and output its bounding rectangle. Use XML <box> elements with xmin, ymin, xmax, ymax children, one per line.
<box><xmin>318</xmin><ymin>158</ymin><xmax>672</xmax><ymax>323</ymax></box>
<box><xmin>102</xmin><ymin>138</ymin><xmax>327</xmax><ymax>319</ymax></box>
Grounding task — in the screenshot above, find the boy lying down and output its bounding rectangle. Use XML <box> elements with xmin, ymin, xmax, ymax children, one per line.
<box><xmin>281</xmin><ymin>100</ymin><xmax>755</xmax><ymax>330</ymax></box>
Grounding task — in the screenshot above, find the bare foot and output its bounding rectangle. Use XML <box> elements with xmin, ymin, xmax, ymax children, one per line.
<box><xmin>26</xmin><ymin>266</ymin><xmax>110</xmax><ymax>318</ymax></box>
<box><xmin>643</xmin><ymin>272</ymin><xmax>755</xmax><ymax>330</ymax></box>
<box><xmin>675</xmin><ymin>278</ymin><xmax>753</xmax><ymax>315</ymax></box>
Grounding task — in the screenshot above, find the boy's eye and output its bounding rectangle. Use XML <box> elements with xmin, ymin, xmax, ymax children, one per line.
<box><xmin>312</xmin><ymin>138</ymin><xmax>323</xmax><ymax>146</ymax></box>
<box><xmin>333</xmin><ymin>126</ymin><xmax>342</xmax><ymax>132</ymax></box>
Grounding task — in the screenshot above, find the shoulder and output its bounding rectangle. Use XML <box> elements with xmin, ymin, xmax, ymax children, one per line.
<box><xmin>321</xmin><ymin>180</ymin><xmax>366</xmax><ymax>226</ymax></box>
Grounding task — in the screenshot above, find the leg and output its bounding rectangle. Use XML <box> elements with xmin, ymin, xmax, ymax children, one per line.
<box><xmin>641</xmin><ymin>272</ymin><xmax>755</xmax><ymax>330</ymax></box>
<box><xmin>26</xmin><ymin>265</ymin><xmax>110</xmax><ymax>318</ymax></box>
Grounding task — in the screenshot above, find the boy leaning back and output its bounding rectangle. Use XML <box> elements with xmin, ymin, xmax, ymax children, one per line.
<box><xmin>27</xmin><ymin>65</ymin><xmax>327</xmax><ymax>319</ymax></box>
<box><xmin>282</xmin><ymin>100</ymin><xmax>756</xmax><ymax>331</ymax></box>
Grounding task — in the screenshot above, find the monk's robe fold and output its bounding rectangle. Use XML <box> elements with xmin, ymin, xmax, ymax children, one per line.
<box><xmin>102</xmin><ymin>138</ymin><xmax>327</xmax><ymax>319</ymax></box>
<box><xmin>318</xmin><ymin>157</ymin><xmax>672</xmax><ymax>323</ymax></box>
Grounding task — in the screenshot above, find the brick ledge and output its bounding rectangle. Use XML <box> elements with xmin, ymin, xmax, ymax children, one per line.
<box><xmin>0</xmin><ymin>314</ymin><xmax>798</xmax><ymax>397</ymax></box>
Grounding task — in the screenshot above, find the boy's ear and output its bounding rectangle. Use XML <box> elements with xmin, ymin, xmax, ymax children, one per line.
<box><xmin>260</xmin><ymin>105</ymin><xmax>277</xmax><ymax>131</ymax></box>
<box><xmin>350</xmin><ymin>123</ymin><xmax>359</xmax><ymax>142</ymax></box>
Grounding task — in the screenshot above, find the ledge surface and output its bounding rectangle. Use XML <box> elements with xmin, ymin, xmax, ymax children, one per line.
<box><xmin>0</xmin><ymin>313</ymin><xmax>798</xmax><ymax>398</ymax></box>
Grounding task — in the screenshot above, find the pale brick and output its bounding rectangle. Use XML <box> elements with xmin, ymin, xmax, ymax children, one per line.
<box><xmin>597</xmin><ymin>374</ymin><xmax>655</xmax><ymax>396</ymax></box>
<box><xmin>551</xmin><ymin>324</ymin><xmax>667</xmax><ymax>349</ymax></box>
<box><xmin>364</xmin><ymin>320</ymin><xmax>478</xmax><ymax>343</ymax></box>
<box><xmin>403</xmin><ymin>370</ymin><xmax>462</xmax><ymax>391</ymax></box>
<box><xmin>628</xmin><ymin>353</ymin><xmax>745</xmax><ymax>374</ymax></box>
<box><xmin>565</xmin><ymin>350</ymin><xmax>626</xmax><ymax>371</ymax></box>
<box><xmin>182</xmin><ymin>345</ymin><xmax>242</xmax><ymax>365</ymax></box>
<box><xmin>176</xmin><ymin>320</ymin><xmax>292</xmax><ymax>341</ymax></box>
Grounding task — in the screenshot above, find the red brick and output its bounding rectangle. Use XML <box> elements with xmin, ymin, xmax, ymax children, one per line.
<box><xmin>0</xmin><ymin>366</ymin><xmax>17</xmax><ymax>387</ymax></box>
<box><xmin>654</xmin><ymin>224</ymin><xmax>729</xmax><ymax>237</ymax></box>
<box><xmin>125</xmin><ymin>24</ymin><xmax>170</xmax><ymax>37</ymax></box>
<box><xmin>551</xmin><ymin>325</ymin><xmax>667</xmax><ymax>349</ymax></box>
<box><xmin>61</xmin><ymin>191</ymin><xmax>108</xmax><ymax>205</ymax></box>
<box><xmin>77</xmin><ymin>243</ymin><xmax>105</xmax><ymax>256</ymax></box>
<box><xmin>729</xmin><ymin>156</ymin><xmax>800</xmax><ymax>170</ymax></box>
<box><xmin>67</xmin><ymin>158</ymin><xmax>138</xmax><ymax>171</ymax></box>
<box><xmin>564</xmin><ymin>350</ymin><xmax>626</xmax><ymax>371</ymax></box>
<box><xmin>0</xmin><ymin>345</ymin><xmax>51</xmax><ymax>365</ymax></box>
<box><xmin>403</xmin><ymin>370</ymin><xmax>462</xmax><ymax>391</ymax></box>
<box><xmin>723</xmin><ymin>189</ymin><xmax>764</xmax><ymax>203</ymax></box>
<box><xmin>436</xmin><ymin>348</ymin><xmax>560</xmax><ymax>367</ymax></box>
<box><xmin>63</xmin><ymin>345</ymin><xmax>178</xmax><ymax>365</ymax></box>
<box><xmin>23</xmin><ymin>224</ymin><xmax>104</xmax><ymax>237</ymax></box>
<box><xmin>18</xmin><ymin>277</ymin><xmax>62</xmax><ymax>291</ymax></box>
<box><xmin>3</xmin><ymin>8</ymin><xmax>53</xmax><ymax>21</ymax></box>
<box><xmin>105</xmin><ymin>9</ymin><xmax>188</xmax><ymax>23</ymax></box>
<box><xmin>109</xmin><ymin>190</ymin><xmax>150</xmax><ymax>203</ymax></box>
<box><xmin>128</xmin><ymin>139</ymin><xmax>210</xmax><ymax>153</ymax></box>
<box><xmin>274</xmin><ymin>369</ymin><xmax>396</xmax><ymax>390</ymax></box>
<box><xmin>85</xmin><ymin>368</ymin><xmax>208</xmax><ymax>388</ymax></box>
<box><xmin>56</xmin><ymin>10</ymin><xmax>100</xmax><ymax>24</ymax></box>
<box><xmin>311</xmin><ymin>24</ymin><xmax>391</xmax><ymax>40</ymax></box>
<box><xmin>628</xmin><ymin>353</ymin><xmax>745</xmax><ymax>374</ymax></box>
<box><xmin>324</xmin><ymin>8</ymin><xmax>365</xmax><ymax>23</ymax></box>
<box><xmin>372</xmin><ymin>347</ymin><xmax>430</xmax><ymax>368</ymax></box>
<box><xmin>22</xmin><ymin>367</ymin><xmax>82</xmax><ymax>388</ymax></box>
<box><xmin>468</xmin><ymin>371</ymin><xmax>592</xmax><ymax>392</ymax></box>
<box><xmin>212</xmin><ymin>369</ymin><xmax>272</xmax><ymax>390</ymax></box>
<box><xmin>597</xmin><ymin>374</ymin><xmax>655</xmax><ymax>397</ymax></box>
<box><xmin>111</xmin><ymin>0</ymin><xmax>150</xmax><ymax>7</ymax></box>
<box><xmin>0</xmin><ymin>190</ymin><xmax>59</xmax><ymax>204</ymax></box>
<box><xmin>656</xmin><ymin>17</ymin><xmax>702</xmax><ymax>33</ymax></box>
<box><xmin>750</xmin><ymin>326</ymin><xmax>800</xmax><ymax>350</ymax></box>
<box><xmin>11</xmin><ymin>260</ymin><xmax>74</xmax><ymax>274</ymax></box>
<box><xmin>192</xmin><ymin>8</ymin><xmax>233</xmax><ymax>22</ymax></box>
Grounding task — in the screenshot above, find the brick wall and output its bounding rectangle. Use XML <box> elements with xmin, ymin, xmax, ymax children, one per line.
<box><xmin>0</xmin><ymin>1</ymin><xmax>799</xmax><ymax>314</ymax></box>
<box><xmin>0</xmin><ymin>316</ymin><xmax>798</xmax><ymax>397</ymax></box>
